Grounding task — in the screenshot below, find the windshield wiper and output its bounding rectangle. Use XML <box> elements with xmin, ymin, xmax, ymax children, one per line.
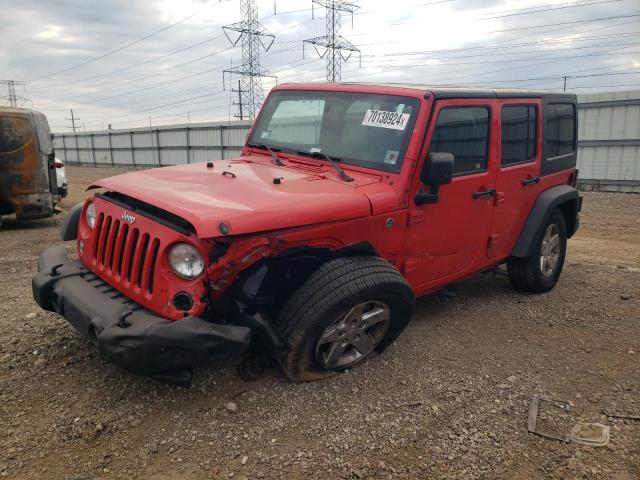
<box><xmin>296</xmin><ymin>150</ymin><xmax>353</xmax><ymax>182</ymax></box>
<box><xmin>247</xmin><ymin>142</ymin><xmax>285</xmax><ymax>166</ymax></box>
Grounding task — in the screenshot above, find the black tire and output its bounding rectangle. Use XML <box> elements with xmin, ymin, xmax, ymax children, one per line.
<box><xmin>508</xmin><ymin>209</ymin><xmax>567</xmax><ymax>293</ymax></box>
<box><xmin>277</xmin><ymin>256</ymin><xmax>416</xmax><ymax>382</ymax></box>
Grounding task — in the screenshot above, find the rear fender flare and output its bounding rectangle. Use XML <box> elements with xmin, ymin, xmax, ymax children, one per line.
<box><xmin>511</xmin><ymin>184</ymin><xmax>580</xmax><ymax>258</ymax></box>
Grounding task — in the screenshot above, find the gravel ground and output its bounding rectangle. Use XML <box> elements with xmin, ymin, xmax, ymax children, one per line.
<box><xmin>1</xmin><ymin>165</ymin><xmax>639</xmax><ymax>480</ymax></box>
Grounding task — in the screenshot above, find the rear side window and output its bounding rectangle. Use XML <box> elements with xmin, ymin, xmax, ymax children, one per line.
<box><xmin>501</xmin><ymin>105</ymin><xmax>537</xmax><ymax>166</ymax></box>
<box><xmin>0</xmin><ymin>116</ymin><xmax>33</xmax><ymax>153</ymax></box>
<box><xmin>428</xmin><ymin>107</ymin><xmax>490</xmax><ymax>176</ymax></box>
<box><xmin>545</xmin><ymin>103</ymin><xmax>575</xmax><ymax>158</ymax></box>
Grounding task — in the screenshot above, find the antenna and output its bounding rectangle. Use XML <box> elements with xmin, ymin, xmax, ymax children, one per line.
<box><xmin>303</xmin><ymin>0</ymin><xmax>361</xmax><ymax>82</ymax></box>
<box><xmin>222</xmin><ymin>0</ymin><xmax>277</xmax><ymax>120</ymax></box>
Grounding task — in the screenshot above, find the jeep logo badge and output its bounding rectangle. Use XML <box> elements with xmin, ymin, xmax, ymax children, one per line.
<box><xmin>121</xmin><ymin>211</ymin><xmax>136</xmax><ymax>225</ymax></box>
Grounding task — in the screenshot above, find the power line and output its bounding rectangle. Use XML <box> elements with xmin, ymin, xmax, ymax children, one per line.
<box><xmin>361</xmin><ymin>46</ymin><xmax>640</xmax><ymax>68</ymax></box>
<box><xmin>29</xmin><ymin>0</ymin><xmax>231</xmax><ymax>83</ymax></box>
<box><xmin>481</xmin><ymin>0</ymin><xmax>625</xmax><ymax>20</ymax></box>
<box><xmin>482</xmin><ymin>12</ymin><xmax>640</xmax><ymax>34</ymax></box>
<box><xmin>40</xmin><ymin>16</ymin><xmax>315</xmax><ymax>106</ymax></box>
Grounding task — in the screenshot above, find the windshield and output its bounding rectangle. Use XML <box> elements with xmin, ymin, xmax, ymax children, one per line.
<box><xmin>248</xmin><ymin>90</ymin><xmax>420</xmax><ymax>173</ymax></box>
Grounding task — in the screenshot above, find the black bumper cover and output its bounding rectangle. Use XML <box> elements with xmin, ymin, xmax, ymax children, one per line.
<box><xmin>32</xmin><ymin>246</ymin><xmax>251</xmax><ymax>384</ymax></box>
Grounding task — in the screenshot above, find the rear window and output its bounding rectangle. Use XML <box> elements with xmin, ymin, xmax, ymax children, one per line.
<box><xmin>501</xmin><ymin>105</ymin><xmax>537</xmax><ymax>166</ymax></box>
<box><xmin>0</xmin><ymin>116</ymin><xmax>33</xmax><ymax>153</ymax></box>
<box><xmin>545</xmin><ymin>103</ymin><xmax>575</xmax><ymax>159</ymax></box>
<box><xmin>428</xmin><ymin>107</ymin><xmax>490</xmax><ymax>176</ymax></box>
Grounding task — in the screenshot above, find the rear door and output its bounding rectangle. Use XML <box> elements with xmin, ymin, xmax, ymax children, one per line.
<box><xmin>404</xmin><ymin>99</ymin><xmax>498</xmax><ymax>291</ymax></box>
<box><xmin>488</xmin><ymin>100</ymin><xmax>542</xmax><ymax>260</ymax></box>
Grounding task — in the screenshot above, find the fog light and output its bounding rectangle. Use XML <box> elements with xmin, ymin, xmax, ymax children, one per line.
<box><xmin>173</xmin><ymin>292</ymin><xmax>193</xmax><ymax>311</ymax></box>
<box><xmin>78</xmin><ymin>239</ymin><xmax>84</xmax><ymax>254</ymax></box>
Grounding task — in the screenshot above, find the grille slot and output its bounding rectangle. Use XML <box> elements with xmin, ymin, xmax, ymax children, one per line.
<box><xmin>126</xmin><ymin>229</ymin><xmax>139</xmax><ymax>283</ymax></box>
<box><xmin>88</xmin><ymin>213</ymin><xmax>160</xmax><ymax>297</ymax></box>
<box><xmin>114</xmin><ymin>224</ymin><xmax>129</xmax><ymax>277</ymax></box>
<box><xmin>135</xmin><ymin>234</ymin><xmax>150</xmax><ymax>289</ymax></box>
<box><xmin>147</xmin><ymin>239</ymin><xmax>160</xmax><ymax>293</ymax></box>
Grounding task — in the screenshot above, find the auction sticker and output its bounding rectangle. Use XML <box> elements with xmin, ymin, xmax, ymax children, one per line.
<box><xmin>362</xmin><ymin>109</ymin><xmax>410</xmax><ymax>130</ymax></box>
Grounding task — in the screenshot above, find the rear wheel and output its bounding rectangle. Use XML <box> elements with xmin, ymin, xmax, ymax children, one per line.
<box><xmin>277</xmin><ymin>256</ymin><xmax>415</xmax><ymax>382</ymax></box>
<box><xmin>508</xmin><ymin>210</ymin><xmax>567</xmax><ymax>293</ymax></box>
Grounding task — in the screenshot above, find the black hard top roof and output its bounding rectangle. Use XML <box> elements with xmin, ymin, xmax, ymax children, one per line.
<box><xmin>289</xmin><ymin>82</ymin><xmax>577</xmax><ymax>101</ymax></box>
<box><xmin>355</xmin><ymin>83</ymin><xmax>577</xmax><ymax>100</ymax></box>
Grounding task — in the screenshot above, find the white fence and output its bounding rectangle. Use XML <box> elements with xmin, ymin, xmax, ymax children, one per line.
<box><xmin>53</xmin><ymin>120</ymin><xmax>253</xmax><ymax>166</ymax></box>
<box><xmin>577</xmin><ymin>90</ymin><xmax>640</xmax><ymax>193</ymax></box>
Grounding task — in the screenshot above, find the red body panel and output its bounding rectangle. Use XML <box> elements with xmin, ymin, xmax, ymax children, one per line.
<box><xmin>77</xmin><ymin>197</ymin><xmax>210</xmax><ymax>320</ymax></box>
<box><xmin>78</xmin><ymin>83</ymin><xmax>577</xmax><ymax>321</ymax></box>
<box><xmin>89</xmin><ymin>156</ymin><xmax>377</xmax><ymax>238</ymax></box>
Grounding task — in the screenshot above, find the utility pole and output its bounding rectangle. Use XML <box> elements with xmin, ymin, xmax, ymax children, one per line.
<box><xmin>67</xmin><ymin>109</ymin><xmax>79</xmax><ymax>132</ymax></box>
<box><xmin>232</xmin><ymin>79</ymin><xmax>247</xmax><ymax>120</ymax></box>
<box><xmin>563</xmin><ymin>75</ymin><xmax>568</xmax><ymax>91</ymax></box>
<box><xmin>0</xmin><ymin>80</ymin><xmax>27</xmax><ymax>107</ymax></box>
<box><xmin>223</xmin><ymin>0</ymin><xmax>277</xmax><ymax>120</ymax></box>
<box><xmin>303</xmin><ymin>1</ymin><xmax>360</xmax><ymax>82</ymax></box>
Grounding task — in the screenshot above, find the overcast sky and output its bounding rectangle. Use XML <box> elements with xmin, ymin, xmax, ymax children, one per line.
<box><xmin>1</xmin><ymin>0</ymin><xmax>638</xmax><ymax>131</ymax></box>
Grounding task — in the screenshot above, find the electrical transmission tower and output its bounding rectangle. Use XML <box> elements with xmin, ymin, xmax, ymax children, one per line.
<box><xmin>0</xmin><ymin>80</ymin><xmax>27</xmax><ymax>107</ymax></box>
<box><xmin>223</xmin><ymin>0</ymin><xmax>276</xmax><ymax>120</ymax></box>
<box><xmin>303</xmin><ymin>1</ymin><xmax>360</xmax><ymax>83</ymax></box>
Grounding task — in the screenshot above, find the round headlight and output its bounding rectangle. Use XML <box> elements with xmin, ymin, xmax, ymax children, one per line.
<box><xmin>85</xmin><ymin>202</ymin><xmax>96</xmax><ymax>229</ymax></box>
<box><xmin>168</xmin><ymin>243</ymin><xmax>204</xmax><ymax>279</ymax></box>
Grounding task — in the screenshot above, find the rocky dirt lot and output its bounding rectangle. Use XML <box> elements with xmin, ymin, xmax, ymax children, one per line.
<box><xmin>1</xmin><ymin>165</ymin><xmax>639</xmax><ymax>480</ymax></box>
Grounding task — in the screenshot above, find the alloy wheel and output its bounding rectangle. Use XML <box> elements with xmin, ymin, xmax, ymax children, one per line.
<box><xmin>315</xmin><ymin>301</ymin><xmax>391</xmax><ymax>370</ymax></box>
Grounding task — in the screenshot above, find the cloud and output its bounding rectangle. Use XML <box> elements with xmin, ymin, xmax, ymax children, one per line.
<box><xmin>0</xmin><ymin>0</ymin><xmax>638</xmax><ymax>131</ymax></box>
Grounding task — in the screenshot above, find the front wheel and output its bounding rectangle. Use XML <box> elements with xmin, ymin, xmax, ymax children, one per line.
<box><xmin>508</xmin><ymin>210</ymin><xmax>567</xmax><ymax>293</ymax></box>
<box><xmin>277</xmin><ymin>256</ymin><xmax>416</xmax><ymax>382</ymax></box>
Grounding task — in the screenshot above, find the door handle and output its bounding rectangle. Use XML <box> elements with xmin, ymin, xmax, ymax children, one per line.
<box><xmin>473</xmin><ymin>189</ymin><xmax>496</xmax><ymax>199</ymax></box>
<box><xmin>522</xmin><ymin>176</ymin><xmax>540</xmax><ymax>186</ymax></box>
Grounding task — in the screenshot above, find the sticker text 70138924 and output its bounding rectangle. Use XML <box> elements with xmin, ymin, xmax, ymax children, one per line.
<box><xmin>362</xmin><ymin>109</ymin><xmax>410</xmax><ymax>131</ymax></box>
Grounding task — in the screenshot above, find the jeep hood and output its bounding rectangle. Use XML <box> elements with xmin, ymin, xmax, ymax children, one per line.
<box><xmin>89</xmin><ymin>159</ymin><xmax>379</xmax><ymax>238</ymax></box>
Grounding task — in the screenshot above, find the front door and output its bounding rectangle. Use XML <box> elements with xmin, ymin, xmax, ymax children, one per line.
<box><xmin>404</xmin><ymin>99</ymin><xmax>498</xmax><ymax>293</ymax></box>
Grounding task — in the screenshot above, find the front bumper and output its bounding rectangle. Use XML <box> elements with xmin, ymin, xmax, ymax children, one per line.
<box><xmin>32</xmin><ymin>246</ymin><xmax>251</xmax><ymax>385</ymax></box>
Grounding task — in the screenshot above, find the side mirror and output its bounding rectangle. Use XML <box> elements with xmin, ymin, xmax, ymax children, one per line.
<box><xmin>415</xmin><ymin>152</ymin><xmax>454</xmax><ymax>205</ymax></box>
<box><xmin>420</xmin><ymin>152</ymin><xmax>454</xmax><ymax>185</ymax></box>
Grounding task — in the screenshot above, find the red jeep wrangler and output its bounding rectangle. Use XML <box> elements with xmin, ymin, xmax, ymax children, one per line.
<box><xmin>33</xmin><ymin>84</ymin><xmax>581</xmax><ymax>385</ymax></box>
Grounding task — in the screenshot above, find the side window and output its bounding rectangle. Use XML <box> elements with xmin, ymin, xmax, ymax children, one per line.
<box><xmin>428</xmin><ymin>107</ymin><xmax>490</xmax><ymax>176</ymax></box>
<box><xmin>262</xmin><ymin>99</ymin><xmax>325</xmax><ymax>145</ymax></box>
<box><xmin>501</xmin><ymin>105</ymin><xmax>536</xmax><ymax>166</ymax></box>
<box><xmin>0</xmin><ymin>116</ymin><xmax>33</xmax><ymax>153</ymax></box>
<box><xmin>545</xmin><ymin>103</ymin><xmax>575</xmax><ymax>159</ymax></box>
